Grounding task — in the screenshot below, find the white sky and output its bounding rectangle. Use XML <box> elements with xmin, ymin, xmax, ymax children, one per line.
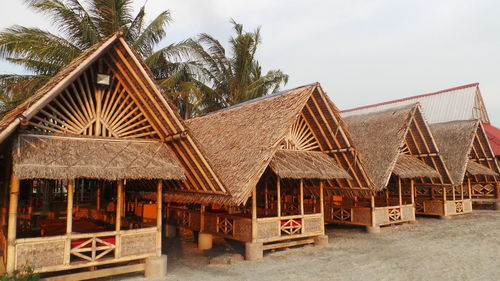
<box><xmin>1</xmin><ymin>0</ymin><xmax>500</xmax><ymax>123</ymax></box>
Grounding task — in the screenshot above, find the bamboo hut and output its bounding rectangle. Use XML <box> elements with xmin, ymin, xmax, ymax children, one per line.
<box><xmin>340</xmin><ymin>103</ymin><xmax>453</xmax><ymax>232</ymax></box>
<box><xmin>420</xmin><ymin>120</ymin><xmax>500</xmax><ymax>216</ymax></box>
<box><xmin>343</xmin><ymin>83</ymin><xmax>500</xmax><ymax>209</ymax></box>
<box><xmin>165</xmin><ymin>83</ymin><xmax>374</xmax><ymax>260</ymax></box>
<box><xmin>0</xmin><ymin>33</ymin><xmax>227</xmax><ymax>280</ymax></box>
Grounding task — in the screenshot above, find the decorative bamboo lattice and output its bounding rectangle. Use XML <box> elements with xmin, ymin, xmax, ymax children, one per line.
<box><xmin>27</xmin><ymin>69</ymin><xmax>158</xmax><ymax>139</ymax></box>
<box><xmin>70</xmin><ymin>236</ymin><xmax>116</xmax><ymax>262</ymax></box>
<box><xmin>280</xmin><ymin>115</ymin><xmax>319</xmax><ymax>151</ymax></box>
<box><xmin>387</xmin><ymin>208</ymin><xmax>402</xmax><ymax>222</ymax></box>
<box><xmin>217</xmin><ymin>217</ymin><xmax>234</xmax><ymax>235</ymax></box>
<box><xmin>280</xmin><ymin>219</ymin><xmax>302</xmax><ymax>235</ymax></box>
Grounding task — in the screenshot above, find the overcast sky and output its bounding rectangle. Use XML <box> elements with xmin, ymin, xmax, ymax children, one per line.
<box><xmin>1</xmin><ymin>0</ymin><xmax>500</xmax><ymax>123</ymax></box>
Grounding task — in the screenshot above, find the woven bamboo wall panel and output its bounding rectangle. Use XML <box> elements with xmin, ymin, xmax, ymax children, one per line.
<box><xmin>373</xmin><ymin>209</ymin><xmax>390</xmax><ymax>225</ymax></box>
<box><xmin>352</xmin><ymin>208</ymin><xmax>372</xmax><ymax>224</ymax></box>
<box><xmin>256</xmin><ymin>221</ymin><xmax>279</xmax><ymax>240</ymax></box>
<box><xmin>233</xmin><ymin>220</ymin><xmax>252</xmax><ymax>241</ymax></box>
<box><xmin>204</xmin><ymin>215</ymin><xmax>217</xmax><ymax>233</ymax></box>
<box><xmin>302</xmin><ymin>217</ymin><xmax>323</xmax><ymax>234</ymax></box>
<box><xmin>463</xmin><ymin>199</ymin><xmax>473</xmax><ymax>212</ymax></box>
<box><xmin>401</xmin><ymin>205</ymin><xmax>415</xmax><ymax>221</ymax></box>
<box><xmin>16</xmin><ymin>240</ymin><xmax>65</xmax><ymax>270</ymax></box>
<box><xmin>424</xmin><ymin>200</ymin><xmax>444</xmax><ymax>215</ymax></box>
<box><xmin>444</xmin><ymin>201</ymin><xmax>456</xmax><ymax>215</ymax></box>
<box><xmin>189</xmin><ymin>212</ymin><xmax>201</xmax><ymax>231</ymax></box>
<box><xmin>120</xmin><ymin>232</ymin><xmax>156</xmax><ymax>257</ymax></box>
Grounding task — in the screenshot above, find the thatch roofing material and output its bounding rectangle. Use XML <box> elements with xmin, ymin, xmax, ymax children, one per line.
<box><xmin>393</xmin><ymin>154</ymin><xmax>441</xmax><ymax>179</ymax></box>
<box><xmin>184</xmin><ymin>85</ymin><xmax>316</xmax><ymax>205</ymax></box>
<box><xmin>269</xmin><ymin>150</ymin><xmax>352</xmax><ymax>180</ymax></box>
<box><xmin>12</xmin><ymin>134</ymin><xmax>184</xmax><ymax>181</ymax></box>
<box><xmin>342</xmin><ymin>104</ymin><xmax>416</xmax><ymax>190</ymax></box>
<box><xmin>430</xmin><ymin>120</ymin><xmax>478</xmax><ymax>185</ymax></box>
<box><xmin>466</xmin><ymin>160</ymin><xmax>498</xmax><ymax>176</ymax></box>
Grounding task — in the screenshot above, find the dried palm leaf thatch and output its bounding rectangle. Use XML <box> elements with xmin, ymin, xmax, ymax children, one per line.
<box><xmin>466</xmin><ymin>159</ymin><xmax>498</xmax><ymax>176</ymax></box>
<box><xmin>269</xmin><ymin>150</ymin><xmax>352</xmax><ymax>180</ymax></box>
<box><xmin>182</xmin><ymin>84</ymin><xmax>316</xmax><ymax>205</ymax></box>
<box><xmin>342</xmin><ymin>104</ymin><xmax>417</xmax><ymax>190</ymax></box>
<box><xmin>430</xmin><ymin>120</ymin><xmax>479</xmax><ymax>185</ymax></box>
<box><xmin>393</xmin><ymin>154</ymin><xmax>440</xmax><ymax>179</ymax></box>
<box><xmin>12</xmin><ymin>134</ymin><xmax>184</xmax><ymax>181</ymax></box>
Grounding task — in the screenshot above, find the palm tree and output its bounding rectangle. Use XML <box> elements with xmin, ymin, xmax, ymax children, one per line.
<box><xmin>190</xmin><ymin>19</ymin><xmax>289</xmax><ymax>114</ymax></box>
<box><xmin>0</xmin><ymin>0</ymin><xmax>190</xmax><ymax>114</ymax></box>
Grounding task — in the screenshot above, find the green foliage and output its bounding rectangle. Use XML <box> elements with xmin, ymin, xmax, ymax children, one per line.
<box><xmin>0</xmin><ymin>267</ymin><xmax>40</xmax><ymax>281</ymax></box>
<box><xmin>188</xmin><ymin>19</ymin><xmax>289</xmax><ymax>115</ymax></box>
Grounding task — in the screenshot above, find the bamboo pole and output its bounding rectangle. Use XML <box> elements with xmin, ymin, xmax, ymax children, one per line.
<box><xmin>277</xmin><ymin>177</ymin><xmax>281</xmax><ymax>218</ymax></box>
<box><xmin>6</xmin><ymin>174</ymin><xmax>20</xmax><ymax>272</ymax></box>
<box><xmin>319</xmin><ymin>181</ymin><xmax>325</xmax><ymax>233</ymax></box>
<box><xmin>251</xmin><ymin>186</ymin><xmax>257</xmax><ymax>242</ymax></box>
<box><xmin>370</xmin><ymin>195</ymin><xmax>376</xmax><ymax>227</ymax></box>
<box><xmin>452</xmin><ymin>185</ymin><xmax>456</xmax><ymax>201</ymax></box>
<box><xmin>468</xmin><ymin>178</ymin><xmax>472</xmax><ymax>199</ymax></box>
<box><xmin>156</xmin><ymin>180</ymin><xmax>162</xmax><ymax>257</ymax></box>
<box><xmin>398</xmin><ymin>178</ymin><xmax>402</xmax><ymax>206</ymax></box>
<box><xmin>410</xmin><ymin>179</ymin><xmax>415</xmax><ymax>205</ymax></box>
<box><xmin>96</xmin><ymin>186</ymin><xmax>101</xmax><ymax>211</ymax></box>
<box><xmin>115</xmin><ymin>180</ymin><xmax>123</xmax><ymax>258</ymax></box>
<box><xmin>443</xmin><ymin>186</ymin><xmax>447</xmax><ymax>201</ymax></box>
<box><xmin>64</xmin><ymin>180</ymin><xmax>74</xmax><ymax>265</ymax></box>
<box><xmin>461</xmin><ymin>183</ymin><xmax>464</xmax><ymax>201</ymax></box>
<box><xmin>300</xmin><ymin>179</ymin><xmax>304</xmax><ymax>215</ymax></box>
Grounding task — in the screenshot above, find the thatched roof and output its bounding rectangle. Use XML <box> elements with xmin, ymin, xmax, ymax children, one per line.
<box><xmin>165</xmin><ymin>83</ymin><xmax>372</xmax><ymax>205</ymax></box>
<box><xmin>0</xmin><ymin>32</ymin><xmax>228</xmax><ymax>196</ymax></box>
<box><xmin>393</xmin><ymin>154</ymin><xmax>441</xmax><ymax>179</ymax></box>
<box><xmin>342</xmin><ymin>103</ymin><xmax>442</xmax><ymax>190</ymax></box>
<box><xmin>431</xmin><ymin>120</ymin><xmax>499</xmax><ymax>184</ymax></box>
<box><xmin>12</xmin><ymin>134</ymin><xmax>184</xmax><ymax>181</ymax></box>
<box><xmin>269</xmin><ymin>150</ymin><xmax>352</xmax><ymax>180</ymax></box>
<box><xmin>466</xmin><ymin>160</ymin><xmax>498</xmax><ymax>176</ymax></box>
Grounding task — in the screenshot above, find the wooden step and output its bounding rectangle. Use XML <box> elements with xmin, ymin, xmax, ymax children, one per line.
<box><xmin>263</xmin><ymin>238</ymin><xmax>315</xmax><ymax>251</ymax></box>
<box><xmin>43</xmin><ymin>263</ymin><xmax>145</xmax><ymax>281</ymax></box>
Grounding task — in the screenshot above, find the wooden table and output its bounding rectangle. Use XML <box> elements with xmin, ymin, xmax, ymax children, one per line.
<box><xmin>39</xmin><ymin>219</ymin><xmax>105</xmax><ymax>236</ymax></box>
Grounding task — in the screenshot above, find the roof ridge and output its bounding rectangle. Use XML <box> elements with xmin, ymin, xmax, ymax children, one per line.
<box><xmin>342</xmin><ymin>83</ymin><xmax>479</xmax><ymax>113</ymax></box>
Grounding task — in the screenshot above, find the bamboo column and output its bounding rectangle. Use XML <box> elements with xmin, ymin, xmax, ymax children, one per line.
<box><xmin>6</xmin><ymin>173</ymin><xmax>20</xmax><ymax>272</ymax></box>
<box><xmin>96</xmin><ymin>186</ymin><xmax>101</xmax><ymax>210</ymax></box>
<box><xmin>452</xmin><ymin>186</ymin><xmax>456</xmax><ymax>201</ymax></box>
<box><xmin>370</xmin><ymin>195</ymin><xmax>376</xmax><ymax>226</ymax></box>
<box><xmin>410</xmin><ymin>180</ymin><xmax>415</xmax><ymax>205</ymax></box>
<box><xmin>277</xmin><ymin>177</ymin><xmax>281</xmax><ymax>218</ymax></box>
<box><xmin>460</xmin><ymin>183</ymin><xmax>464</xmax><ymax>201</ymax></box>
<box><xmin>64</xmin><ymin>180</ymin><xmax>74</xmax><ymax>265</ymax></box>
<box><xmin>319</xmin><ymin>181</ymin><xmax>325</xmax><ymax>233</ymax></box>
<box><xmin>299</xmin><ymin>179</ymin><xmax>304</xmax><ymax>215</ymax></box>
<box><xmin>115</xmin><ymin>180</ymin><xmax>123</xmax><ymax>258</ymax></box>
<box><xmin>443</xmin><ymin>186</ymin><xmax>447</xmax><ymax>201</ymax></box>
<box><xmin>251</xmin><ymin>186</ymin><xmax>257</xmax><ymax>242</ymax></box>
<box><xmin>398</xmin><ymin>178</ymin><xmax>403</xmax><ymax>206</ymax></box>
<box><xmin>156</xmin><ymin>180</ymin><xmax>162</xmax><ymax>257</ymax></box>
<box><xmin>468</xmin><ymin>178</ymin><xmax>472</xmax><ymax>199</ymax></box>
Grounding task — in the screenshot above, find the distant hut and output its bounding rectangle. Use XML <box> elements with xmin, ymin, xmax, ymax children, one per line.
<box><xmin>165</xmin><ymin>83</ymin><xmax>373</xmax><ymax>260</ymax></box>
<box><xmin>342</xmin><ymin>83</ymin><xmax>500</xmax><ymax>208</ymax></box>
<box><xmin>0</xmin><ymin>33</ymin><xmax>226</xmax><ymax>279</ymax></box>
<box><xmin>341</xmin><ymin>103</ymin><xmax>453</xmax><ymax>232</ymax></box>
<box><xmin>424</xmin><ymin>120</ymin><xmax>500</xmax><ymax>215</ymax></box>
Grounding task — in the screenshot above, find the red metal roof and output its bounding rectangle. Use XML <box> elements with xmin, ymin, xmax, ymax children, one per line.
<box><xmin>342</xmin><ymin>83</ymin><xmax>479</xmax><ymax>113</ymax></box>
<box><xmin>483</xmin><ymin>124</ymin><xmax>500</xmax><ymax>156</ymax></box>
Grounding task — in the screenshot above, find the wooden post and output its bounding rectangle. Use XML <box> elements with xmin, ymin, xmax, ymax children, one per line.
<box><xmin>319</xmin><ymin>181</ymin><xmax>325</xmax><ymax>233</ymax></box>
<box><xmin>64</xmin><ymin>180</ymin><xmax>74</xmax><ymax>265</ymax></box>
<box><xmin>398</xmin><ymin>177</ymin><xmax>403</xmax><ymax>206</ymax></box>
<box><xmin>410</xmin><ymin>179</ymin><xmax>415</xmax><ymax>205</ymax></box>
<box><xmin>251</xmin><ymin>186</ymin><xmax>257</xmax><ymax>241</ymax></box>
<box><xmin>264</xmin><ymin>181</ymin><xmax>268</xmax><ymax>214</ymax></box>
<box><xmin>115</xmin><ymin>180</ymin><xmax>123</xmax><ymax>258</ymax></box>
<box><xmin>200</xmin><ymin>205</ymin><xmax>205</xmax><ymax>232</ymax></box>
<box><xmin>96</xmin><ymin>186</ymin><xmax>101</xmax><ymax>210</ymax></box>
<box><xmin>156</xmin><ymin>180</ymin><xmax>162</xmax><ymax>257</ymax></box>
<box><xmin>468</xmin><ymin>178</ymin><xmax>472</xmax><ymax>199</ymax></box>
<box><xmin>6</xmin><ymin>174</ymin><xmax>20</xmax><ymax>272</ymax></box>
<box><xmin>370</xmin><ymin>195</ymin><xmax>376</xmax><ymax>226</ymax></box>
<box><xmin>443</xmin><ymin>186</ymin><xmax>447</xmax><ymax>201</ymax></box>
<box><xmin>277</xmin><ymin>177</ymin><xmax>281</xmax><ymax>218</ymax></box>
<box><xmin>460</xmin><ymin>183</ymin><xmax>464</xmax><ymax>201</ymax></box>
<box><xmin>299</xmin><ymin>179</ymin><xmax>304</xmax><ymax>215</ymax></box>
<box><xmin>452</xmin><ymin>186</ymin><xmax>456</xmax><ymax>201</ymax></box>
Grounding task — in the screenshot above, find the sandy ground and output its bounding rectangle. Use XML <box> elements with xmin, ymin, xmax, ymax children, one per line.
<box><xmin>121</xmin><ymin>210</ymin><xmax>499</xmax><ymax>281</ymax></box>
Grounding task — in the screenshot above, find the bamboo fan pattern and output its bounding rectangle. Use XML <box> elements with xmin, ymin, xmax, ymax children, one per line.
<box><xmin>28</xmin><ymin>68</ymin><xmax>158</xmax><ymax>139</ymax></box>
<box><xmin>280</xmin><ymin>115</ymin><xmax>319</xmax><ymax>151</ymax></box>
